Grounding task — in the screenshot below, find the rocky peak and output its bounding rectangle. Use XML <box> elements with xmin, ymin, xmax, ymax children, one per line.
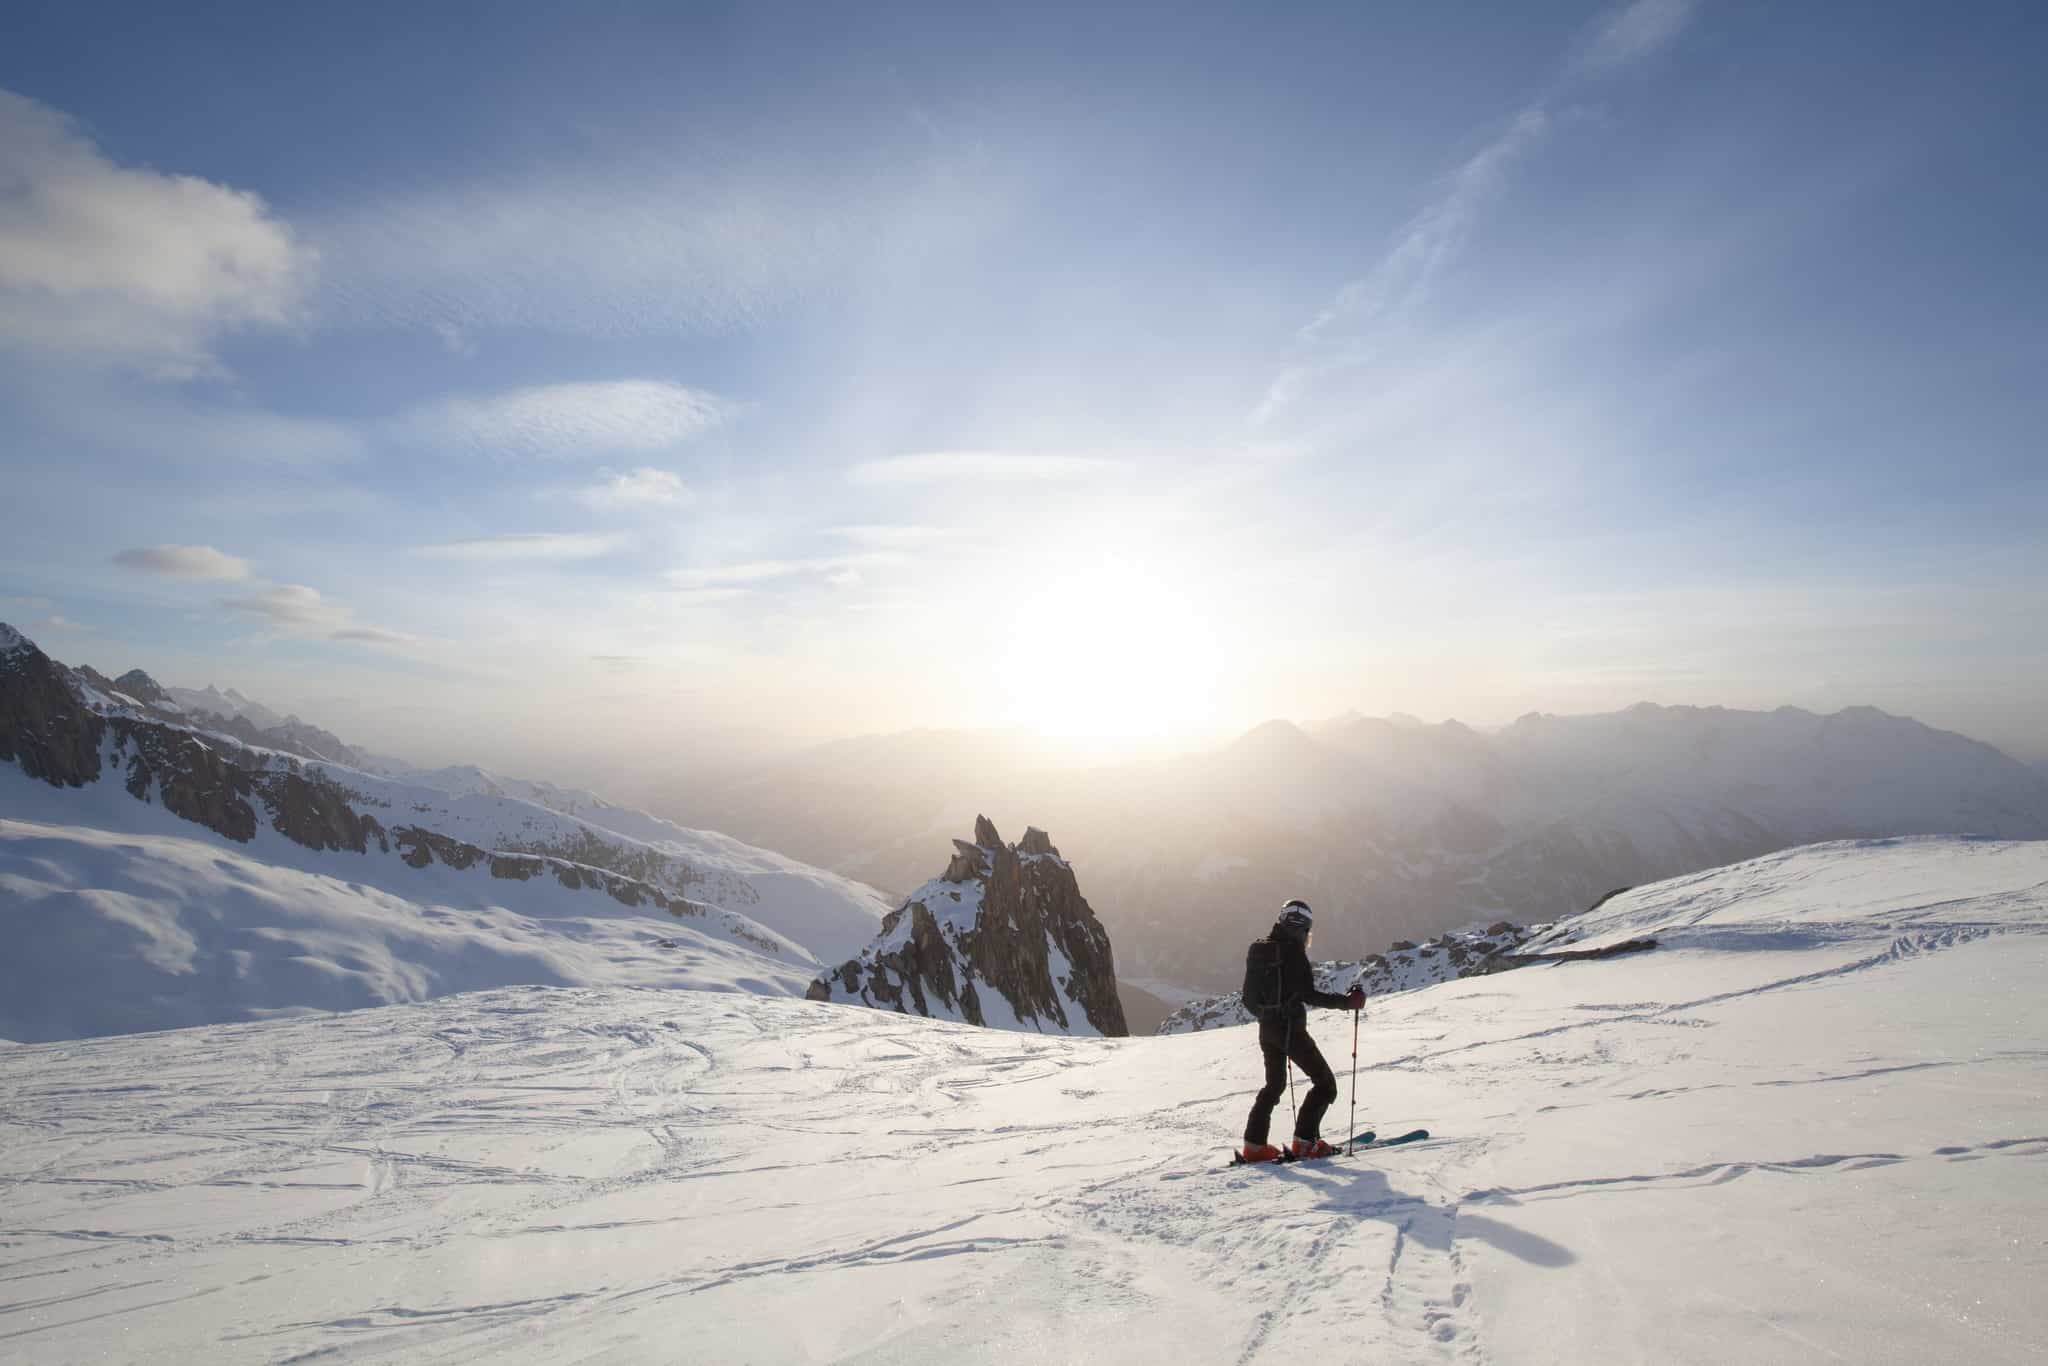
<box><xmin>808</xmin><ymin>818</ymin><xmax>1128</xmax><ymax>1036</ymax></box>
<box><xmin>943</xmin><ymin>838</ymin><xmax>987</xmax><ymax>883</ymax></box>
<box><xmin>0</xmin><ymin>627</ymin><xmax>105</xmax><ymax>787</ymax></box>
<box><xmin>113</xmin><ymin>668</ymin><xmax>169</xmax><ymax>705</ymax></box>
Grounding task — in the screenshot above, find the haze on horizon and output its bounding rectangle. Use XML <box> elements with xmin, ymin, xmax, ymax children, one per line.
<box><xmin>4</xmin><ymin>1</ymin><xmax>2044</xmax><ymax>776</ymax></box>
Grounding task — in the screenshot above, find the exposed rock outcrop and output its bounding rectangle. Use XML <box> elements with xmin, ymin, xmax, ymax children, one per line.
<box><xmin>0</xmin><ymin>622</ymin><xmax>732</xmax><ymax>932</ymax></box>
<box><xmin>0</xmin><ymin>624</ymin><xmax>106</xmax><ymax>787</ymax></box>
<box><xmin>807</xmin><ymin>817</ymin><xmax>1128</xmax><ymax>1036</ymax></box>
<box><xmin>111</xmin><ymin>668</ymin><xmax>169</xmax><ymax>706</ymax></box>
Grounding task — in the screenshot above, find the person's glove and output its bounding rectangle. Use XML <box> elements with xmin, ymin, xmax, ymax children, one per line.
<box><xmin>1346</xmin><ymin>985</ymin><xmax>1366</xmax><ymax>1011</ymax></box>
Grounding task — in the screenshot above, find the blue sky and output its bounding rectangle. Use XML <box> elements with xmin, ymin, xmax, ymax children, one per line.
<box><xmin>3</xmin><ymin>0</ymin><xmax>2044</xmax><ymax>767</ymax></box>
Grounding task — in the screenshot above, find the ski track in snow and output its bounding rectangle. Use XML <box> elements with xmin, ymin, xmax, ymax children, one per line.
<box><xmin>2</xmin><ymin>837</ymin><xmax>2047</xmax><ymax>1362</ymax></box>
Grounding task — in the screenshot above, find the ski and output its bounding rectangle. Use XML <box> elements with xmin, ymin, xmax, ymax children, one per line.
<box><xmin>1225</xmin><ymin>1128</ymin><xmax>1429</xmax><ymax>1168</ymax></box>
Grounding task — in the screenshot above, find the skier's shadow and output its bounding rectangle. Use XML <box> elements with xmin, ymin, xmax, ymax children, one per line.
<box><xmin>1267</xmin><ymin>1162</ymin><xmax>1574</xmax><ymax>1267</ymax></box>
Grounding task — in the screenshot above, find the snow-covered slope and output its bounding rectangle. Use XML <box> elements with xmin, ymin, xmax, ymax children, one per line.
<box><xmin>3</xmin><ymin>836</ymin><xmax>2043</xmax><ymax>1362</ymax></box>
<box><xmin>369</xmin><ymin>761</ymin><xmax>890</xmax><ymax>964</ymax></box>
<box><xmin>3</xmin><ymin>625</ymin><xmax>889</xmax><ymax>965</ymax></box>
<box><xmin>0</xmin><ymin>816</ymin><xmax>813</xmax><ymax>1042</ymax></box>
<box><xmin>0</xmin><ymin>626</ymin><xmax>900</xmax><ymax>1042</ymax></box>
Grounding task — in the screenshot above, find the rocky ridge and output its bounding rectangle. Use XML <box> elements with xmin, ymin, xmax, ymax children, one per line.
<box><xmin>807</xmin><ymin>816</ymin><xmax>1128</xmax><ymax>1036</ymax></box>
<box><xmin>0</xmin><ymin>624</ymin><xmax>828</xmax><ymax>957</ymax></box>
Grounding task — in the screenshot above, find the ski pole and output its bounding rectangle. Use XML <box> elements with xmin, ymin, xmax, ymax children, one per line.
<box><xmin>1285</xmin><ymin>1013</ymin><xmax>1297</xmax><ymax>1126</ymax></box>
<box><xmin>1348</xmin><ymin>982</ymin><xmax>1361</xmax><ymax>1155</ymax></box>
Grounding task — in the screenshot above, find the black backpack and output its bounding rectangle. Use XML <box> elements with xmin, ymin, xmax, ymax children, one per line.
<box><xmin>1242</xmin><ymin>937</ymin><xmax>1284</xmax><ymax>1013</ymax></box>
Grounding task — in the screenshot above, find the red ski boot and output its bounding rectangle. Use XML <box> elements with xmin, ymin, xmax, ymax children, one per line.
<box><xmin>1290</xmin><ymin>1136</ymin><xmax>1339</xmax><ymax>1160</ymax></box>
<box><xmin>1239</xmin><ymin>1142</ymin><xmax>1284</xmax><ymax>1163</ymax></box>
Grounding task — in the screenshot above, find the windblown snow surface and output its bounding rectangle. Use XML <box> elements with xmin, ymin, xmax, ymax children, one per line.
<box><xmin>3</xmin><ymin>836</ymin><xmax>2044</xmax><ymax>1362</ymax></box>
<box><xmin>0</xmin><ymin>756</ymin><xmax>893</xmax><ymax>1043</ymax></box>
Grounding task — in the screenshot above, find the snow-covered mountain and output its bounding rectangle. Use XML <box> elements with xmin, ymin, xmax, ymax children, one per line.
<box><xmin>661</xmin><ymin>704</ymin><xmax>2048</xmax><ymax>994</ymax></box>
<box><xmin>0</xmin><ymin>624</ymin><xmax>890</xmax><ymax>1041</ymax></box>
<box><xmin>809</xmin><ymin>816</ymin><xmax>1127</xmax><ymax>1035</ymax></box>
<box><xmin>0</xmin><ymin>815</ymin><xmax>817</xmax><ymax>1042</ymax></box>
<box><xmin>3</xmin><ymin>834</ymin><xmax>2042</xmax><ymax>1361</ymax></box>
<box><xmin>1157</xmin><ymin>920</ymin><xmax>1543</xmax><ymax>1034</ymax></box>
<box><xmin>161</xmin><ymin>681</ymin><xmax>286</xmax><ymax>730</ymax></box>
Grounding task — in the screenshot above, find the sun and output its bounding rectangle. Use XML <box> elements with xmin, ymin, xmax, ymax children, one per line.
<box><xmin>993</xmin><ymin>550</ymin><xmax>1223</xmax><ymax>741</ymax></box>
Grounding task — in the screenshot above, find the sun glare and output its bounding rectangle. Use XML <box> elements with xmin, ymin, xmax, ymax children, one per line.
<box><xmin>994</xmin><ymin>551</ymin><xmax>1221</xmax><ymax>741</ymax></box>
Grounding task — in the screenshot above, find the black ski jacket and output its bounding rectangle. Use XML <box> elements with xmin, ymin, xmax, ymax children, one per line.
<box><xmin>1261</xmin><ymin>932</ymin><xmax>1350</xmax><ymax>1023</ymax></box>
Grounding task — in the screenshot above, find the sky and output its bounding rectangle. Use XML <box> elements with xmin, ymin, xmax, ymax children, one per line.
<box><xmin>3</xmin><ymin>0</ymin><xmax>2045</xmax><ymax>771</ymax></box>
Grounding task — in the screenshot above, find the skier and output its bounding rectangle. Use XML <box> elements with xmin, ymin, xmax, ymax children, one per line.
<box><xmin>1240</xmin><ymin>899</ymin><xmax>1365</xmax><ymax>1162</ymax></box>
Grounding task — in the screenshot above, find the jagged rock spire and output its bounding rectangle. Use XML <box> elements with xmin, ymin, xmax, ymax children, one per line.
<box><xmin>808</xmin><ymin>818</ymin><xmax>1128</xmax><ymax>1036</ymax></box>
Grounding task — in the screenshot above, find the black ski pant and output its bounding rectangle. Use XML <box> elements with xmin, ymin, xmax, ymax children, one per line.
<box><xmin>1244</xmin><ymin>1010</ymin><xmax>1337</xmax><ymax>1145</ymax></box>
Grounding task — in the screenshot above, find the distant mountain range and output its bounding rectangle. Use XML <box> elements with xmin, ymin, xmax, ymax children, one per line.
<box><xmin>656</xmin><ymin>704</ymin><xmax>2048</xmax><ymax>994</ymax></box>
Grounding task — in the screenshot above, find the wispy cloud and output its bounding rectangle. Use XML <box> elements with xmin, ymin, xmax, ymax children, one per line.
<box><xmin>1258</xmin><ymin>0</ymin><xmax>1699</xmax><ymax>424</ymax></box>
<box><xmin>828</xmin><ymin>524</ymin><xmax>952</xmax><ymax>548</ymax></box>
<box><xmin>221</xmin><ymin>583</ymin><xmax>345</xmax><ymax>628</ymax></box>
<box><xmin>0</xmin><ymin>88</ymin><xmax>315</xmax><ymax>379</ymax></box>
<box><xmin>222</xmin><ymin>582</ymin><xmax>415</xmax><ymax>648</ymax></box>
<box><xmin>113</xmin><ymin>545</ymin><xmax>252</xmax><ymax>580</ymax></box>
<box><xmin>309</xmin><ymin>158</ymin><xmax>877</xmax><ymax>341</ymax></box>
<box><xmin>400</xmin><ymin>381</ymin><xmax>727</xmax><ymax>460</ymax></box>
<box><xmin>1296</xmin><ymin>107</ymin><xmax>1550</xmax><ymax>350</ymax></box>
<box><xmin>847</xmin><ymin>452</ymin><xmax>1127</xmax><ymax>484</ymax></box>
<box><xmin>577</xmin><ymin>466</ymin><xmax>693</xmax><ymax>509</ymax></box>
<box><xmin>665</xmin><ymin>553</ymin><xmax>900</xmax><ymax>590</ymax></box>
<box><xmin>1574</xmin><ymin>0</ymin><xmax>1699</xmax><ymax>72</ymax></box>
<box><xmin>330</xmin><ymin>626</ymin><xmax>422</xmax><ymax>648</ymax></box>
<box><xmin>663</xmin><ymin>587</ymin><xmax>750</xmax><ymax>606</ymax></box>
<box><xmin>414</xmin><ymin>533</ymin><xmax>622</xmax><ymax>561</ymax></box>
<box><xmin>32</xmin><ymin>614</ymin><xmax>87</xmax><ymax>632</ymax></box>
<box><xmin>3</xmin><ymin>596</ymin><xmax>53</xmax><ymax>611</ymax></box>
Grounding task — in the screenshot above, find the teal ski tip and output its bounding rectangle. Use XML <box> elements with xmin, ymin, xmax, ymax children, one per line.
<box><xmin>1361</xmin><ymin>1127</ymin><xmax>1430</xmax><ymax>1148</ymax></box>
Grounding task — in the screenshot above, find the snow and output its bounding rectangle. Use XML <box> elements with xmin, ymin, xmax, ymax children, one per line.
<box><xmin>2</xmin><ymin>837</ymin><xmax>2045</xmax><ymax>1362</ymax></box>
<box><xmin>878</xmin><ymin>874</ymin><xmax>985</xmax><ymax>949</ymax></box>
<box><xmin>0</xmin><ymin>733</ymin><xmax>889</xmax><ymax>986</ymax></box>
<box><xmin>294</xmin><ymin>758</ymin><xmax>892</xmax><ymax>964</ymax></box>
<box><xmin>0</xmin><ymin>815</ymin><xmax>816</xmax><ymax>1042</ymax></box>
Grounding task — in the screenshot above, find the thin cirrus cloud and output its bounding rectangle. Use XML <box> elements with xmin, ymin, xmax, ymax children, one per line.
<box><xmin>307</xmin><ymin>158</ymin><xmax>874</xmax><ymax>340</ymax></box>
<box><xmin>113</xmin><ymin>545</ymin><xmax>252</xmax><ymax>580</ymax></box>
<box><xmin>220</xmin><ymin>583</ymin><xmax>345</xmax><ymax>628</ymax></box>
<box><xmin>1257</xmin><ymin>0</ymin><xmax>1699</xmax><ymax>423</ymax></box>
<box><xmin>329</xmin><ymin>625</ymin><xmax>422</xmax><ymax>647</ymax></box>
<box><xmin>0</xmin><ymin>88</ymin><xmax>315</xmax><ymax>379</ymax></box>
<box><xmin>846</xmin><ymin>452</ymin><xmax>1128</xmax><ymax>484</ymax></box>
<box><xmin>828</xmin><ymin>524</ymin><xmax>952</xmax><ymax>549</ymax></box>
<box><xmin>577</xmin><ymin>466</ymin><xmax>692</xmax><ymax>509</ymax></box>
<box><xmin>664</xmin><ymin>553</ymin><xmax>901</xmax><ymax>590</ymax></box>
<box><xmin>220</xmin><ymin>583</ymin><xmax>417</xmax><ymax>649</ymax></box>
<box><xmin>414</xmin><ymin>533</ymin><xmax>621</xmax><ymax>561</ymax></box>
<box><xmin>398</xmin><ymin>380</ymin><xmax>728</xmax><ymax>461</ymax></box>
<box><xmin>1574</xmin><ymin>0</ymin><xmax>1698</xmax><ymax>72</ymax></box>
